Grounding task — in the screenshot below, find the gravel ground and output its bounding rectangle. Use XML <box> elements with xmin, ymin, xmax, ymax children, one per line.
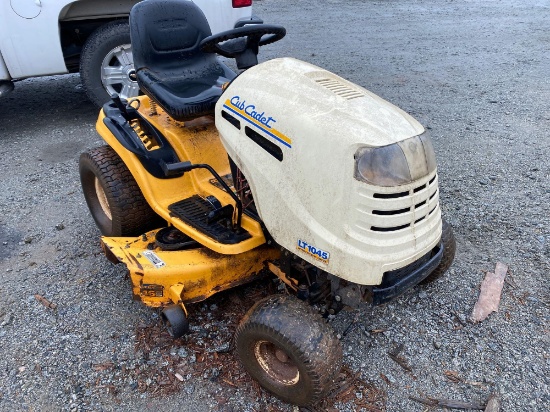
<box><xmin>1</xmin><ymin>0</ymin><xmax>548</xmax><ymax>411</ymax></box>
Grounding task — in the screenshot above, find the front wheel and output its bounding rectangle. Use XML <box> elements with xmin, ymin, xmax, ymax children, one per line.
<box><xmin>420</xmin><ymin>218</ymin><xmax>456</xmax><ymax>284</ymax></box>
<box><xmin>235</xmin><ymin>295</ymin><xmax>342</xmax><ymax>406</ymax></box>
<box><xmin>80</xmin><ymin>20</ymin><xmax>140</xmax><ymax>107</ymax></box>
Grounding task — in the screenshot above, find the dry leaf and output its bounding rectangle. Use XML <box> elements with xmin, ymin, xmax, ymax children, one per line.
<box><xmin>444</xmin><ymin>370</ymin><xmax>463</xmax><ymax>383</ymax></box>
<box><xmin>34</xmin><ymin>294</ymin><xmax>57</xmax><ymax>309</ymax></box>
<box><xmin>92</xmin><ymin>362</ymin><xmax>114</xmax><ymax>371</ymax></box>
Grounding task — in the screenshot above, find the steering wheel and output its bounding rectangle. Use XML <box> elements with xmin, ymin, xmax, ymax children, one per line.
<box><xmin>200</xmin><ymin>24</ymin><xmax>286</xmax><ymax>69</ymax></box>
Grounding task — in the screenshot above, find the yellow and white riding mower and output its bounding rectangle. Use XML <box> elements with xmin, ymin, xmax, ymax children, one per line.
<box><xmin>79</xmin><ymin>0</ymin><xmax>455</xmax><ymax>406</ymax></box>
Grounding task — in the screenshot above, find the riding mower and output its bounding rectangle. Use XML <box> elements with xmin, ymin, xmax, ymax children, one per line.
<box><xmin>79</xmin><ymin>0</ymin><xmax>455</xmax><ymax>406</ymax></box>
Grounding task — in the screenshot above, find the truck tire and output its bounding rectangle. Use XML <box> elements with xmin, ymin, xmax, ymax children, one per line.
<box><xmin>80</xmin><ymin>20</ymin><xmax>140</xmax><ymax>107</ymax></box>
<box><xmin>79</xmin><ymin>146</ymin><xmax>163</xmax><ymax>236</ymax></box>
<box><xmin>420</xmin><ymin>219</ymin><xmax>456</xmax><ymax>284</ymax></box>
<box><xmin>235</xmin><ymin>295</ymin><xmax>342</xmax><ymax>406</ymax></box>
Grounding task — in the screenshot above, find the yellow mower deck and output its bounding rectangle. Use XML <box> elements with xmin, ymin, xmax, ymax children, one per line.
<box><xmin>102</xmin><ymin>230</ymin><xmax>280</xmax><ymax>308</ymax></box>
<box><xmin>96</xmin><ymin>96</ymin><xmax>266</xmax><ymax>255</ymax></box>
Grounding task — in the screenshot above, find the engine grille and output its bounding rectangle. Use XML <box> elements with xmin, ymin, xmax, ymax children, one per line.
<box><xmin>352</xmin><ymin>172</ymin><xmax>439</xmax><ymax>235</ymax></box>
<box><xmin>315</xmin><ymin>78</ymin><xmax>365</xmax><ymax>100</ymax></box>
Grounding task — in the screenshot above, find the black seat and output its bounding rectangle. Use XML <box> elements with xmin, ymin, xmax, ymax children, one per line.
<box><xmin>129</xmin><ymin>0</ymin><xmax>236</xmax><ymax>121</ymax></box>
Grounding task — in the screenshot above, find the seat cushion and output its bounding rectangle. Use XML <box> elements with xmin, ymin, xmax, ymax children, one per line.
<box><xmin>137</xmin><ymin>62</ymin><xmax>236</xmax><ymax>121</ymax></box>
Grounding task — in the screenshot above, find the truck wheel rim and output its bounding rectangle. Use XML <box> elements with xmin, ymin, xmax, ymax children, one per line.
<box><xmin>253</xmin><ymin>340</ymin><xmax>300</xmax><ymax>385</ymax></box>
<box><xmin>100</xmin><ymin>44</ymin><xmax>140</xmax><ymax>100</ymax></box>
<box><xmin>95</xmin><ymin>177</ymin><xmax>112</xmax><ymax>220</ymax></box>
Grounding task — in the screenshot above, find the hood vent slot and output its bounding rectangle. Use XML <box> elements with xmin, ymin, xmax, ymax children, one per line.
<box><xmin>316</xmin><ymin>78</ymin><xmax>365</xmax><ymax>100</ymax></box>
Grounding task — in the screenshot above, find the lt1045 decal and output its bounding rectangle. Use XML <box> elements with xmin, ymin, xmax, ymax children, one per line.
<box><xmin>297</xmin><ymin>239</ymin><xmax>330</xmax><ymax>264</ymax></box>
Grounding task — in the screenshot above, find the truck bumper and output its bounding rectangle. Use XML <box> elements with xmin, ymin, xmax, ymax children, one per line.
<box><xmin>372</xmin><ymin>241</ymin><xmax>443</xmax><ymax>305</ymax></box>
<box><xmin>0</xmin><ymin>80</ymin><xmax>14</xmax><ymax>98</ymax></box>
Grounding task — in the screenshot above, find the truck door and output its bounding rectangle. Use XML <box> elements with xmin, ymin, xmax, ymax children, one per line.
<box><xmin>0</xmin><ymin>0</ymin><xmax>70</xmax><ymax>79</ymax></box>
<box><xmin>11</xmin><ymin>0</ymin><xmax>42</xmax><ymax>18</ymax></box>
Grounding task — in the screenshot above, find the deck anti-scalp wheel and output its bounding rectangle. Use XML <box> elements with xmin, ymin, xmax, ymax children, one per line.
<box><xmin>79</xmin><ymin>145</ymin><xmax>163</xmax><ymax>237</ymax></box>
<box><xmin>235</xmin><ymin>295</ymin><xmax>342</xmax><ymax>406</ymax></box>
<box><xmin>420</xmin><ymin>218</ymin><xmax>456</xmax><ymax>284</ymax></box>
<box><xmin>162</xmin><ymin>304</ymin><xmax>189</xmax><ymax>338</ymax></box>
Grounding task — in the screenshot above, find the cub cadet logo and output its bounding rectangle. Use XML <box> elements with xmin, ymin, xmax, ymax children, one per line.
<box><xmin>297</xmin><ymin>239</ymin><xmax>330</xmax><ymax>264</ymax></box>
<box><xmin>230</xmin><ymin>96</ymin><xmax>276</xmax><ymax>128</ymax></box>
<box><xmin>223</xmin><ymin>96</ymin><xmax>292</xmax><ymax>148</ymax></box>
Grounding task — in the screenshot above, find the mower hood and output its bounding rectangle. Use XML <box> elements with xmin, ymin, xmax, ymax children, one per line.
<box><xmin>215</xmin><ymin>58</ymin><xmax>440</xmax><ymax>285</ymax></box>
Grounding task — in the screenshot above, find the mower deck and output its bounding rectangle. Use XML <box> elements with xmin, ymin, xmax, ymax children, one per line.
<box><xmin>102</xmin><ymin>229</ymin><xmax>280</xmax><ymax>307</ymax></box>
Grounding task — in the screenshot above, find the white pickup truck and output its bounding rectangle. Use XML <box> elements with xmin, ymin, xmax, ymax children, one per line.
<box><xmin>0</xmin><ymin>0</ymin><xmax>255</xmax><ymax>106</ymax></box>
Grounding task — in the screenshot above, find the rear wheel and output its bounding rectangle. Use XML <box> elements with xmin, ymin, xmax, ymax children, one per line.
<box><xmin>235</xmin><ymin>295</ymin><xmax>342</xmax><ymax>406</ymax></box>
<box><xmin>420</xmin><ymin>218</ymin><xmax>456</xmax><ymax>284</ymax></box>
<box><xmin>79</xmin><ymin>146</ymin><xmax>163</xmax><ymax>236</ymax></box>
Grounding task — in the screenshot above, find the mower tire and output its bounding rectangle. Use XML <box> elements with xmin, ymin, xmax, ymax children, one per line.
<box><xmin>79</xmin><ymin>146</ymin><xmax>163</xmax><ymax>237</ymax></box>
<box><xmin>235</xmin><ymin>295</ymin><xmax>342</xmax><ymax>406</ymax></box>
<box><xmin>162</xmin><ymin>305</ymin><xmax>189</xmax><ymax>338</ymax></box>
<box><xmin>420</xmin><ymin>218</ymin><xmax>456</xmax><ymax>284</ymax></box>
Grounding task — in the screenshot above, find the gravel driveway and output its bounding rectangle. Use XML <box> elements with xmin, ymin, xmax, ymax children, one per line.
<box><xmin>1</xmin><ymin>0</ymin><xmax>548</xmax><ymax>411</ymax></box>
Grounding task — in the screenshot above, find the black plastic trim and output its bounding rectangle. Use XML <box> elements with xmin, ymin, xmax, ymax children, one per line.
<box><xmin>371</xmin><ymin>223</ymin><xmax>410</xmax><ymax>232</ymax></box>
<box><xmin>372</xmin><ymin>207</ymin><xmax>410</xmax><ymax>216</ymax></box>
<box><xmin>413</xmin><ymin>184</ymin><xmax>426</xmax><ymax>193</ymax></box>
<box><xmin>234</xmin><ymin>15</ymin><xmax>264</xmax><ymax>28</ymax></box>
<box><xmin>245</xmin><ymin>126</ymin><xmax>283</xmax><ymax>161</ymax></box>
<box><xmin>102</xmin><ymin>100</ymin><xmax>182</xmax><ymax>179</ymax></box>
<box><xmin>222</xmin><ymin>110</ymin><xmax>241</xmax><ymax>129</ymax></box>
<box><xmin>373</xmin><ymin>191</ymin><xmax>409</xmax><ymax>199</ymax></box>
<box><xmin>415</xmin><ymin>216</ymin><xmax>426</xmax><ymax>224</ymax></box>
<box><xmin>372</xmin><ymin>241</ymin><xmax>443</xmax><ymax>305</ymax></box>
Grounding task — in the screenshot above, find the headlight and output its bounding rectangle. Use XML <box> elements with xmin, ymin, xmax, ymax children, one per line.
<box><xmin>354</xmin><ymin>134</ymin><xmax>437</xmax><ymax>187</ymax></box>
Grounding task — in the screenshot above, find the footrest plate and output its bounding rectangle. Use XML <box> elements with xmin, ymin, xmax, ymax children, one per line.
<box><xmin>168</xmin><ymin>195</ymin><xmax>251</xmax><ymax>244</ymax></box>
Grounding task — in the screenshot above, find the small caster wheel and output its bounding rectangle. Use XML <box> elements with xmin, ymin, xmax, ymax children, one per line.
<box><xmin>161</xmin><ymin>305</ymin><xmax>189</xmax><ymax>338</ymax></box>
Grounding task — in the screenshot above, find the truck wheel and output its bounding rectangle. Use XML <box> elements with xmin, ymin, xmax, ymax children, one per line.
<box><xmin>80</xmin><ymin>20</ymin><xmax>140</xmax><ymax>107</ymax></box>
<box><xmin>235</xmin><ymin>295</ymin><xmax>342</xmax><ymax>406</ymax></box>
<box><xmin>79</xmin><ymin>146</ymin><xmax>163</xmax><ymax>236</ymax></box>
<box><xmin>420</xmin><ymin>219</ymin><xmax>456</xmax><ymax>284</ymax></box>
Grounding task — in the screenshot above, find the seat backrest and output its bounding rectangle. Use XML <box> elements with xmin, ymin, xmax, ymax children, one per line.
<box><xmin>130</xmin><ymin>0</ymin><xmax>212</xmax><ymax>72</ymax></box>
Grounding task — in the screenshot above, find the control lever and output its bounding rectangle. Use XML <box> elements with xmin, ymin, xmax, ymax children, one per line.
<box><xmin>111</xmin><ymin>94</ymin><xmax>139</xmax><ymax>120</ymax></box>
<box><xmin>161</xmin><ymin>161</ymin><xmax>243</xmax><ymax>230</ymax></box>
<box><xmin>161</xmin><ymin>160</ymin><xmax>193</xmax><ymax>177</ymax></box>
<box><xmin>207</xmin><ymin>204</ymin><xmax>235</xmax><ymax>225</ymax></box>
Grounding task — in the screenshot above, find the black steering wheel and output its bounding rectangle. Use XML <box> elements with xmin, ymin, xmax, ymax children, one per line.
<box><xmin>200</xmin><ymin>24</ymin><xmax>286</xmax><ymax>69</ymax></box>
